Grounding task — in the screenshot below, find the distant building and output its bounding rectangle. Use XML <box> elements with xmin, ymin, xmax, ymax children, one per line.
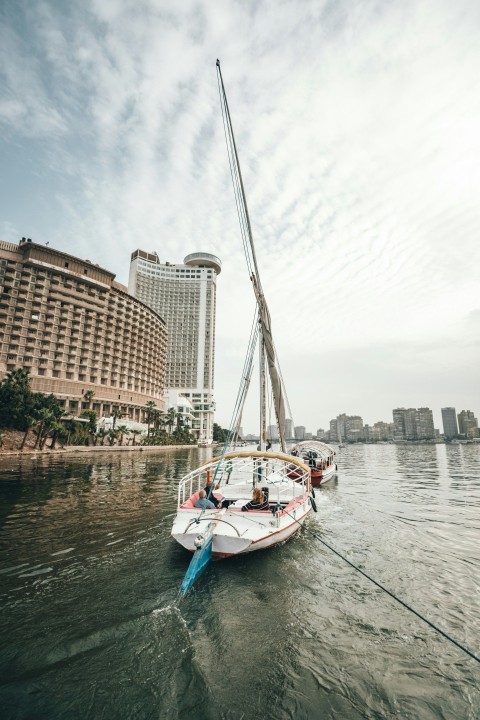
<box><xmin>345</xmin><ymin>415</ymin><xmax>364</xmax><ymax>442</ymax></box>
<box><xmin>267</xmin><ymin>424</ymin><xmax>279</xmax><ymax>441</ymax></box>
<box><xmin>329</xmin><ymin>418</ymin><xmax>338</xmax><ymax>442</ymax></box>
<box><xmin>316</xmin><ymin>428</ymin><xmax>326</xmax><ymax>440</ymax></box>
<box><xmin>164</xmin><ymin>389</ymin><xmax>195</xmax><ymax>431</ymax></box>
<box><xmin>285</xmin><ymin>418</ymin><xmax>294</xmax><ymax>439</ymax></box>
<box><xmin>328</xmin><ymin>413</ymin><xmax>364</xmax><ymax>442</ymax></box>
<box><xmin>393</xmin><ymin>408</ymin><xmax>416</xmax><ymax>440</ymax></box>
<box><xmin>457</xmin><ymin>410</ymin><xmax>479</xmax><ymax>439</ymax></box>
<box><xmin>368</xmin><ymin>421</ymin><xmax>395</xmax><ymax>441</ymax></box>
<box><xmin>441</xmin><ymin>407</ymin><xmax>458</xmax><ymax>438</ymax></box>
<box><xmin>295</xmin><ymin>425</ymin><xmax>306</xmax><ymax>440</ymax></box>
<box><xmin>128</xmin><ymin>249</ymin><xmax>221</xmax><ymax>442</ymax></box>
<box><xmin>392</xmin><ymin>407</ymin><xmax>434</xmax><ymax>441</ymax></box>
<box><xmin>304</xmin><ymin>432</ymin><xmax>313</xmax><ymax>440</ymax></box>
<box><xmin>415</xmin><ymin>407</ymin><xmax>435</xmax><ymax>440</ymax></box>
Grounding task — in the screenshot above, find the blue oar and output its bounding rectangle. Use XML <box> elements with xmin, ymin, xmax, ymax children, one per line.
<box><xmin>177</xmin><ymin>525</ymin><xmax>214</xmax><ymax>600</ymax></box>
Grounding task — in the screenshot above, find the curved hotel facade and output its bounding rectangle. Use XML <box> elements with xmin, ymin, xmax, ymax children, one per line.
<box><xmin>128</xmin><ymin>249</ymin><xmax>221</xmax><ymax>443</ymax></box>
<box><xmin>0</xmin><ymin>239</ymin><xmax>167</xmax><ymax>420</ymax></box>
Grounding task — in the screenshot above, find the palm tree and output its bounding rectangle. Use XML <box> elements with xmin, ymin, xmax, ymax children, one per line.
<box><xmin>112</xmin><ymin>407</ymin><xmax>122</xmax><ymax>430</ymax></box>
<box><xmin>145</xmin><ymin>401</ymin><xmax>156</xmax><ymax>437</ymax></box>
<box><xmin>97</xmin><ymin>427</ymin><xmax>107</xmax><ymax>446</ymax></box>
<box><xmin>34</xmin><ymin>408</ymin><xmax>54</xmax><ymax>449</ymax></box>
<box><xmin>49</xmin><ymin>421</ymin><xmax>65</xmax><ymax>449</ymax></box>
<box><xmin>20</xmin><ymin>415</ymin><xmax>37</xmax><ymax>450</ymax></box>
<box><xmin>63</xmin><ymin>418</ymin><xmax>77</xmax><ymax>446</ymax></box>
<box><xmin>165</xmin><ymin>407</ymin><xmax>177</xmax><ymax>435</ymax></box>
<box><xmin>116</xmin><ymin>425</ymin><xmax>130</xmax><ymax>446</ymax></box>
<box><xmin>84</xmin><ymin>390</ymin><xmax>95</xmax><ymax>409</ymax></box>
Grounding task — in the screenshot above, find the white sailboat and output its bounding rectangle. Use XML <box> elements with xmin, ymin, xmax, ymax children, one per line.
<box><xmin>171</xmin><ymin>62</ymin><xmax>314</xmax><ymax>585</ymax></box>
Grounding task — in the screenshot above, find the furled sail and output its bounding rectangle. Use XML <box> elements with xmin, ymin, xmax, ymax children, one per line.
<box><xmin>217</xmin><ymin>58</ymin><xmax>287</xmax><ymax>452</ymax></box>
<box><xmin>251</xmin><ymin>276</ymin><xmax>286</xmax><ymax>451</ymax></box>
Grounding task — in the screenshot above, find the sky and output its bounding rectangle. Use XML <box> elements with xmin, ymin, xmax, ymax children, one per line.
<box><xmin>1</xmin><ymin>0</ymin><xmax>479</xmax><ymax>435</ymax></box>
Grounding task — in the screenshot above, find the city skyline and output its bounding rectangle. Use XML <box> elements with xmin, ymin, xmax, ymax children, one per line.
<box><xmin>242</xmin><ymin>405</ymin><xmax>479</xmax><ymax>440</ymax></box>
<box><xmin>1</xmin><ymin>1</ymin><xmax>479</xmax><ymax>432</ymax></box>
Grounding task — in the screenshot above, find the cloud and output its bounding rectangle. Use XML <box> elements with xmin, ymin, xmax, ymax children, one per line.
<box><xmin>1</xmin><ymin>0</ymin><xmax>480</xmax><ymax>432</ymax></box>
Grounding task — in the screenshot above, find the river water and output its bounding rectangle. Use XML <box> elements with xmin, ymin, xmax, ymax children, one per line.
<box><xmin>0</xmin><ymin>444</ymin><xmax>479</xmax><ymax>719</ymax></box>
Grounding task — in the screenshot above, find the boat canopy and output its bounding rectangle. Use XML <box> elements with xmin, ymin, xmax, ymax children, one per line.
<box><xmin>290</xmin><ymin>440</ymin><xmax>336</xmax><ymax>459</ymax></box>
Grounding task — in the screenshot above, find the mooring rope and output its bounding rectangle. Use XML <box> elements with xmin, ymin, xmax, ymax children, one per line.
<box><xmin>286</xmin><ymin>511</ymin><xmax>480</xmax><ymax>663</ymax></box>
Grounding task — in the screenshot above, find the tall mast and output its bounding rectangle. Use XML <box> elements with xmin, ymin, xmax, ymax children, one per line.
<box><xmin>216</xmin><ymin>59</ymin><xmax>287</xmax><ymax>453</ymax></box>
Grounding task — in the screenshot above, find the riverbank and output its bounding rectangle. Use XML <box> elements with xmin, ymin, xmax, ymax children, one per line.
<box><xmin>0</xmin><ymin>429</ymin><xmax>206</xmax><ymax>457</ymax></box>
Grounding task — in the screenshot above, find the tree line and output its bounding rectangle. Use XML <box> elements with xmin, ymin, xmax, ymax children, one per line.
<box><xmin>0</xmin><ymin>369</ymin><xmax>196</xmax><ymax>450</ymax></box>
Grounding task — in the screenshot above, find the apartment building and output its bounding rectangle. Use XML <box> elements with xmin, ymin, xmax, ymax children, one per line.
<box><xmin>295</xmin><ymin>425</ymin><xmax>306</xmax><ymax>440</ymax></box>
<box><xmin>128</xmin><ymin>249</ymin><xmax>221</xmax><ymax>442</ymax></box>
<box><xmin>457</xmin><ymin>410</ymin><xmax>479</xmax><ymax>439</ymax></box>
<box><xmin>441</xmin><ymin>407</ymin><xmax>458</xmax><ymax>438</ymax></box>
<box><xmin>0</xmin><ymin>239</ymin><xmax>167</xmax><ymax>420</ymax></box>
<box><xmin>392</xmin><ymin>407</ymin><xmax>435</xmax><ymax>441</ymax></box>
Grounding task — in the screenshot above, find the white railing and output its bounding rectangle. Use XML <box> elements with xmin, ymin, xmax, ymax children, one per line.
<box><xmin>176</xmin><ymin>451</ymin><xmax>310</xmax><ymax>508</ymax></box>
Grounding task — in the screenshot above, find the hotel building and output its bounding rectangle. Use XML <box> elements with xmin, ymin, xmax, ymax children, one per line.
<box><xmin>0</xmin><ymin>239</ymin><xmax>167</xmax><ymax>419</ymax></box>
<box><xmin>128</xmin><ymin>249</ymin><xmax>221</xmax><ymax>442</ymax></box>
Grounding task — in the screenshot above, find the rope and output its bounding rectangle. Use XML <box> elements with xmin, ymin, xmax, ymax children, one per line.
<box><xmin>286</xmin><ymin>511</ymin><xmax>480</xmax><ymax>664</ymax></box>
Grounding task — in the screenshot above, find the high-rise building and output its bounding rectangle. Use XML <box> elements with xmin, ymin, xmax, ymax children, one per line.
<box><xmin>393</xmin><ymin>407</ymin><xmax>434</xmax><ymax>440</ymax></box>
<box><xmin>285</xmin><ymin>418</ymin><xmax>294</xmax><ymax>439</ymax></box>
<box><xmin>457</xmin><ymin>410</ymin><xmax>479</xmax><ymax>439</ymax></box>
<box><xmin>415</xmin><ymin>408</ymin><xmax>435</xmax><ymax>440</ymax></box>
<box><xmin>267</xmin><ymin>424</ymin><xmax>279</xmax><ymax>440</ymax></box>
<box><xmin>345</xmin><ymin>415</ymin><xmax>364</xmax><ymax>442</ymax></box>
<box><xmin>329</xmin><ymin>418</ymin><xmax>338</xmax><ymax>441</ymax></box>
<box><xmin>128</xmin><ymin>249</ymin><xmax>221</xmax><ymax>442</ymax></box>
<box><xmin>0</xmin><ymin>239</ymin><xmax>167</xmax><ymax>419</ymax></box>
<box><xmin>392</xmin><ymin>408</ymin><xmax>416</xmax><ymax>440</ymax></box>
<box><xmin>441</xmin><ymin>407</ymin><xmax>458</xmax><ymax>438</ymax></box>
<box><xmin>295</xmin><ymin>425</ymin><xmax>306</xmax><ymax>440</ymax></box>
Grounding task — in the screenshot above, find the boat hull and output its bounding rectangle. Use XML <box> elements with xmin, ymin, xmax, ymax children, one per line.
<box><xmin>172</xmin><ymin>504</ymin><xmax>311</xmax><ymax>558</ymax></box>
<box><xmin>310</xmin><ymin>465</ymin><xmax>337</xmax><ymax>486</ymax></box>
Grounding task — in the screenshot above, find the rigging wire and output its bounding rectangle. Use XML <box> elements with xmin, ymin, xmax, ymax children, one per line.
<box><xmin>217</xmin><ymin>61</ymin><xmax>294</xmax><ymax>447</ymax></box>
<box><xmin>285</xmin><ymin>511</ymin><xmax>480</xmax><ymax>664</ymax></box>
<box><xmin>216</xmin><ymin>69</ymin><xmax>254</xmax><ymax>279</ymax></box>
<box><xmin>216</xmin><ymin>60</ymin><xmax>262</xmax><ymax>291</ymax></box>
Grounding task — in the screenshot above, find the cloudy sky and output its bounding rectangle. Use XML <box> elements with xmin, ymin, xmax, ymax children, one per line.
<box><xmin>1</xmin><ymin>0</ymin><xmax>479</xmax><ymax>434</ymax></box>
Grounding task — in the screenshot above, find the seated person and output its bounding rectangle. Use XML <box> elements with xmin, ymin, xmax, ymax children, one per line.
<box><xmin>194</xmin><ymin>489</ymin><xmax>216</xmax><ymax>510</ymax></box>
<box><xmin>204</xmin><ymin>479</ymin><xmax>233</xmax><ymax>509</ymax></box>
<box><xmin>204</xmin><ymin>479</ymin><xmax>221</xmax><ymax>508</ymax></box>
<box><xmin>242</xmin><ymin>486</ymin><xmax>269</xmax><ymax>511</ymax></box>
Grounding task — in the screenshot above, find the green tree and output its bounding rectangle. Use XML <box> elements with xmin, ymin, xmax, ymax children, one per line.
<box><xmin>112</xmin><ymin>407</ymin><xmax>122</xmax><ymax>430</ymax></box>
<box><xmin>145</xmin><ymin>401</ymin><xmax>156</xmax><ymax>437</ymax></box>
<box><xmin>20</xmin><ymin>415</ymin><xmax>37</xmax><ymax>450</ymax></box>
<box><xmin>213</xmin><ymin>423</ymin><xmax>229</xmax><ymax>443</ymax></box>
<box><xmin>84</xmin><ymin>390</ymin><xmax>95</xmax><ymax>409</ymax></box>
<box><xmin>165</xmin><ymin>407</ymin><xmax>177</xmax><ymax>435</ymax></box>
<box><xmin>116</xmin><ymin>425</ymin><xmax>130</xmax><ymax>446</ymax></box>
<box><xmin>0</xmin><ymin>368</ymin><xmax>33</xmax><ymax>430</ymax></box>
<box><xmin>48</xmin><ymin>420</ymin><xmax>66</xmax><ymax>449</ymax></box>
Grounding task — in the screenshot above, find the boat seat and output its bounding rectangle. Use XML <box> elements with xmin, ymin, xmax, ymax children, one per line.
<box><xmin>180</xmin><ymin>491</ymin><xmax>223</xmax><ymax>509</ymax></box>
<box><xmin>180</xmin><ymin>491</ymin><xmax>201</xmax><ymax>509</ymax></box>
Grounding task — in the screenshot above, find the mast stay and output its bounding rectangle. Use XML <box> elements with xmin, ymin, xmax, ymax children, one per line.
<box><xmin>216</xmin><ymin>59</ymin><xmax>287</xmax><ymax>452</ymax></box>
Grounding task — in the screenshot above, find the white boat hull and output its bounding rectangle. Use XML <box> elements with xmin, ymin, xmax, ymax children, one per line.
<box><xmin>172</xmin><ymin>503</ymin><xmax>311</xmax><ymax>558</ymax></box>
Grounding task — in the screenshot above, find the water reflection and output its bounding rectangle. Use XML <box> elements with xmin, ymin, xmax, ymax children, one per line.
<box><xmin>0</xmin><ymin>446</ymin><xmax>479</xmax><ymax>720</ymax></box>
